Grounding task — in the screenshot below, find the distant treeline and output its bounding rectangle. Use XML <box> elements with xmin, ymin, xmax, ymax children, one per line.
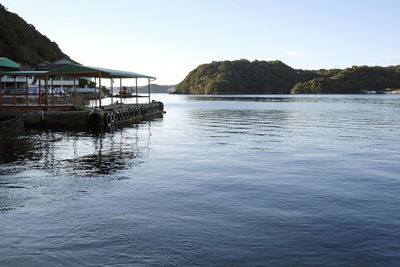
<box><xmin>173</xmin><ymin>59</ymin><xmax>400</xmax><ymax>94</ymax></box>
<box><xmin>0</xmin><ymin>4</ymin><xmax>65</xmax><ymax>68</ymax></box>
<box><xmin>136</xmin><ymin>84</ymin><xmax>176</xmax><ymax>93</ymax></box>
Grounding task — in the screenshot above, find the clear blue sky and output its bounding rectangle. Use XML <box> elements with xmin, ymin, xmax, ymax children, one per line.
<box><xmin>2</xmin><ymin>0</ymin><xmax>400</xmax><ymax>85</ymax></box>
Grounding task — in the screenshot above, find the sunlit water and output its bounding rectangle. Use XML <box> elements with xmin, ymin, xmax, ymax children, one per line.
<box><xmin>1</xmin><ymin>94</ymin><xmax>400</xmax><ymax>266</ymax></box>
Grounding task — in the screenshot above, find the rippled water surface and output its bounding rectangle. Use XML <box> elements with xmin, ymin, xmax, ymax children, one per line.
<box><xmin>1</xmin><ymin>94</ymin><xmax>400</xmax><ymax>266</ymax></box>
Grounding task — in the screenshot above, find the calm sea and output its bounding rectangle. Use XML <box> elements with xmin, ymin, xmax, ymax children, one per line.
<box><xmin>1</xmin><ymin>94</ymin><xmax>400</xmax><ymax>266</ymax></box>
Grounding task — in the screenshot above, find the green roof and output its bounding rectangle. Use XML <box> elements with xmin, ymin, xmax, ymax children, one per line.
<box><xmin>0</xmin><ymin>57</ymin><xmax>20</xmax><ymax>69</ymax></box>
<box><xmin>48</xmin><ymin>64</ymin><xmax>156</xmax><ymax>79</ymax></box>
<box><xmin>0</xmin><ymin>70</ymin><xmax>48</xmax><ymax>76</ymax></box>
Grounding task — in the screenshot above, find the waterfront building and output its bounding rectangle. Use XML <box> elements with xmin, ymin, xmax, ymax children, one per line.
<box><xmin>36</xmin><ymin>56</ymin><xmax>83</xmax><ymax>93</ymax></box>
<box><xmin>0</xmin><ymin>57</ymin><xmax>155</xmax><ymax>110</ymax></box>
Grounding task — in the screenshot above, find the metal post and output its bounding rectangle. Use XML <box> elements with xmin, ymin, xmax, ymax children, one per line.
<box><xmin>136</xmin><ymin>77</ymin><xmax>138</xmax><ymax>105</ymax></box>
<box><xmin>13</xmin><ymin>76</ymin><xmax>16</xmax><ymax>106</ymax></box>
<box><xmin>0</xmin><ymin>75</ymin><xmax>3</xmax><ymax>108</ymax></box>
<box><xmin>94</xmin><ymin>77</ymin><xmax>97</xmax><ymax>107</ymax></box>
<box><xmin>99</xmin><ymin>72</ymin><xmax>102</xmax><ymax>108</ymax></box>
<box><xmin>51</xmin><ymin>77</ymin><xmax>54</xmax><ymax>105</ymax></box>
<box><xmin>39</xmin><ymin>76</ymin><xmax>42</xmax><ymax>107</ymax></box>
<box><xmin>120</xmin><ymin>78</ymin><xmax>122</xmax><ymax>107</ymax></box>
<box><xmin>45</xmin><ymin>74</ymin><xmax>49</xmax><ymax>110</ymax></box>
<box><xmin>25</xmin><ymin>76</ymin><xmax>29</xmax><ymax>107</ymax></box>
<box><xmin>148</xmin><ymin>78</ymin><xmax>151</xmax><ymax>104</ymax></box>
<box><xmin>111</xmin><ymin>78</ymin><xmax>113</xmax><ymax>106</ymax></box>
<box><xmin>64</xmin><ymin>82</ymin><xmax>67</xmax><ymax>105</ymax></box>
<box><xmin>73</xmin><ymin>76</ymin><xmax>76</xmax><ymax>105</ymax></box>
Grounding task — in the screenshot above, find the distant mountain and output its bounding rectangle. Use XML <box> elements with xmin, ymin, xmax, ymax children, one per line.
<box><xmin>174</xmin><ymin>59</ymin><xmax>400</xmax><ymax>94</ymax></box>
<box><xmin>0</xmin><ymin>4</ymin><xmax>66</xmax><ymax>69</ymax></box>
<box><xmin>136</xmin><ymin>84</ymin><xmax>176</xmax><ymax>94</ymax></box>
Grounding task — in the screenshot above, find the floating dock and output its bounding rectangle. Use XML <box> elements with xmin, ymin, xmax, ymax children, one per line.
<box><xmin>0</xmin><ymin>57</ymin><xmax>163</xmax><ymax>131</ymax></box>
<box><xmin>0</xmin><ymin>101</ymin><xmax>164</xmax><ymax>131</ymax></box>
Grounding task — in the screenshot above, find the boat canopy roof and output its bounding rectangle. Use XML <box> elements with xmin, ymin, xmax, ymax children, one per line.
<box><xmin>0</xmin><ymin>57</ymin><xmax>20</xmax><ymax>70</ymax></box>
<box><xmin>0</xmin><ymin>70</ymin><xmax>48</xmax><ymax>76</ymax></box>
<box><xmin>48</xmin><ymin>64</ymin><xmax>156</xmax><ymax>80</ymax></box>
<box><xmin>0</xmin><ymin>63</ymin><xmax>155</xmax><ymax>80</ymax></box>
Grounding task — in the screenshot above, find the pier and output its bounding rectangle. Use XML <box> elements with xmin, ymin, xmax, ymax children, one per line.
<box><xmin>0</xmin><ymin>58</ymin><xmax>164</xmax><ymax>130</ymax></box>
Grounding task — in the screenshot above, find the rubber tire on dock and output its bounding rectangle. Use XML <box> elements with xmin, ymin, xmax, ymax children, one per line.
<box><xmin>105</xmin><ymin>113</ymin><xmax>114</xmax><ymax>127</ymax></box>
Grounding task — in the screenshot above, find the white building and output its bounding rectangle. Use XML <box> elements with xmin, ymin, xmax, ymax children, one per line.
<box><xmin>35</xmin><ymin>57</ymin><xmax>81</xmax><ymax>92</ymax></box>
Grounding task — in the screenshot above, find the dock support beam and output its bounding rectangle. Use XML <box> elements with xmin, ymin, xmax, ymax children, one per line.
<box><xmin>13</xmin><ymin>76</ymin><xmax>16</xmax><ymax>106</ymax></box>
<box><xmin>73</xmin><ymin>77</ymin><xmax>77</xmax><ymax>105</ymax></box>
<box><xmin>38</xmin><ymin>76</ymin><xmax>42</xmax><ymax>108</ymax></box>
<box><xmin>25</xmin><ymin>76</ymin><xmax>29</xmax><ymax>107</ymax></box>
<box><xmin>148</xmin><ymin>78</ymin><xmax>151</xmax><ymax>104</ymax></box>
<box><xmin>136</xmin><ymin>78</ymin><xmax>138</xmax><ymax>105</ymax></box>
<box><xmin>45</xmin><ymin>74</ymin><xmax>49</xmax><ymax>111</ymax></box>
<box><xmin>120</xmin><ymin>78</ymin><xmax>122</xmax><ymax>108</ymax></box>
<box><xmin>0</xmin><ymin>75</ymin><xmax>3</xmax><ymax>108</ymax></box>
<box><xmin>51</xmin><ymin>77</ymin><xmax>54</xmax><ymax>105</ymax></box>
<box><xmin>111</xmin><ymin>78</ymin><xmax>113</xmax><ymax>106</ymax></box>
<box><xmin>94</xmin><ymin>77</ymin><xmax>98</xmax><ymax>107</ymax></box>
<box><xmin>98</xmin><ymin>72</ymin><xmax>102</xmax><ymax>108</ymax></box>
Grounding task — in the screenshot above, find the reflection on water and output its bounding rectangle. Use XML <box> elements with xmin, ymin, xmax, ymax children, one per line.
<box><xmin>0</xmin><ymin>124</ymin><xmax>152</xmax><ymax>177</ymax></box>
<box><xmin>191</xmin><ymin>94</ymin><xmax>400</xmax><ymax>103</ymax></box>
<box><xmin>189</xmin><ymin>109</ymin><xmax>291</xmax><ymax>149</ymax></box>
<box><xmin>0</xmin><ymin>121</ymin><xmax>155</xmax><ymax>213</ymax></box>
<box><xmin>1</xmin><ymin>94</ymin><xmax>400</xmax><ymax>266</ymax></box>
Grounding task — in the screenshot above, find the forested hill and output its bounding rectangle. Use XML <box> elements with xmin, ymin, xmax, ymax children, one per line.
<box><xmin>174</xmin><ymin>59</ymin><xmax>400</xmax><ymax>94</ymax></box>
<box><xmin>137</xmin><ymin>84</ymin><xmax>176</xmax><ymax>93</ymax></box>
<box><xmin>291</xmin><ymin>65</ymin><xmax>400</xmax><ymax>94</ymax></box>
<box><xmin>174</xmin><ymin>60</ymin><xmax>317</xmax><ymax>94</ymax></box>
<box><xmin>0</xmin><ymin>4</ymin><xmax>65</xmax><ymax>68</ymax></box>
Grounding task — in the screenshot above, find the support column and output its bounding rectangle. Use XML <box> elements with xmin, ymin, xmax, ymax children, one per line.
<box><xmin>0</xmin><ymin>75</ymin><xmax>3</xmax><ymax>108</ymax></box>
<box><xmin>94</xmin><ymin>77</ymin><xmax>97</xmax><ymax>107</ymax></box>
<box><xmin>45</xmin><ymin>74</ymin><xmax>49</xmax><ymax>111</ymax></box>
<box><xmin>136</xmin><ymin>78</ymin><xmax>138</xmax><ymax>105</ymax></box>
<box><xmin>120</xmin><ymin>78</ymin><xmax>122</xmax><ymax>108</ymax></box>
<box><xmin>73</xmin><ymin>77</ymin><xmax>77</xmax><ymax>105</ymax></box>
<box><xmin>51</xmin><ymin>77</ymin><xmax>54</xmax><ymax>105</ymax></box>
<box><xmin>111</xmin><ymin>78</ymin><xmax>113</xmax><ymax>106</ymax></box>
<box><xmin>13</xmin><ymin>76</ymin><xmax>16</xmax><ymax>106</ymax></box>
<box><xmin>39</xmin><ymin>76</ymin><xmax>42</xmax><ymax>107</ymax></box>
<box><xmin>25</xmin><ymin>76</ymin><xmax>29</xmax><ymax>107</ymax></box>
<box><xmin>148</xmin><ymin>78</ymin><xmax>151</xmax><ymax>104</ymax></box>
<box><xmin>98</xmin><ymin>72</ymin><xmax>102</xmax><ymax>108</ymax></box>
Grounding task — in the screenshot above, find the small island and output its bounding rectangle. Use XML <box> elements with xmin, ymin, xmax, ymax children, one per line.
<box><xmin>173</xmin><ymin>59</ymin><xmax>400</xmax><ymax>94</ymax></box>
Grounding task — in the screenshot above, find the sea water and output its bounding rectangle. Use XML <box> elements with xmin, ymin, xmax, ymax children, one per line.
<box><xmin>0</xmin><ymin>94</ymin><xmax>399</xmax><ymax>266</ymax></box>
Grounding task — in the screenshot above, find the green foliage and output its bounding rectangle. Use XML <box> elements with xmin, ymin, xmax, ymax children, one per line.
<box><xmin>0</xmin><ymin>4</ymin><xmax>65</xmax><ymax>67</ymax></box>
<box><xmin>292</xmin><ymin>65</ymin><xmax>400</xmax><ymax>94</ymax></box>
<box><xmin>79</xmin><ymin>78</ymin><xmax>95</xmax><ymax>88</ymax></box>
<box><xmin>101</xmin><ymin>86</ymin><xmax>110</xmax><ymax>95</ymax></box>
<box><xmin>174</xmin><ymin>59</ymin><xmax>317</xmax><ymax>94</ymax></box>
<box><xmin>291</xmin><ymin>78</ymin><xmax>330</xmax><ymax>94</ymax></box>
<box><xmin>175</xmin><ymin>59</ymin><xmax>400</xmax><ymax>94</ymax></box>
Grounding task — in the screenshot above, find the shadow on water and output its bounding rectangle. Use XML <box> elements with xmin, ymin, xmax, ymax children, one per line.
<box><xmin>0</xmin><ymin>121</ymin><xmax>153</xmax><ymax>176</ymax></box>
<box><xmin>0</xmin><ymin>120</ymin><xmax>155</xmax><ymax>212</ymax></box>
<box><xmin>0</xmin><ymin>130</ymin><xmax>32</xmax><ymax>164</ymax></box>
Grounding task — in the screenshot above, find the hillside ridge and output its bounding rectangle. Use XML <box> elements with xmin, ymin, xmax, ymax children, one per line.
<box><xmin>174</xmin><ymin>59</ymin><xmax>400</xmax><ymax>94</ymax></box>
<box><xmin>0</xmin><ymin>4</ymin><xmax>66</xmax><ymax>69</ymax></box>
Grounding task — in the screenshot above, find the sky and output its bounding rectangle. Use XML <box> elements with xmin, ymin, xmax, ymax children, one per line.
<box><xmin>1</xmin><ymin>0</ymin><xmax>400</xmax><ymax>85</ymax></box>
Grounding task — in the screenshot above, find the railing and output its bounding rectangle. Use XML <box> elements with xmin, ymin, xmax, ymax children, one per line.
<box><xmin>0</xmin><ymin>90</ymin><xmax>96</xmax><ymax>109</ymax></box>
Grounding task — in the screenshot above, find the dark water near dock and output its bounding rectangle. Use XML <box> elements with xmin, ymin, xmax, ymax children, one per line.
<box><xmin>1</xmin><ymin>94</ymin><xmax>400</xmax><ymax>266</ymax></box>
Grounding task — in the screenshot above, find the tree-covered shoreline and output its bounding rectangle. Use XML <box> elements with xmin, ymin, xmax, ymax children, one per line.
<box><xmin>174</xmin><ymin>59</ymin><xmax>400</xmax><ymax>94</ymax></box>
<box><xmin>0</xmin><ymin>4</ymin><xmax>65</xmax><ymax>68</ymax></box>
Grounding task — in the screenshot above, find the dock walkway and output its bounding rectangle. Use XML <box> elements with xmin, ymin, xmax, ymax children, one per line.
<box><xmin>0</xmin><ymin>101</ymin><xmax>164</xmax><ymax>131</ymax></box>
